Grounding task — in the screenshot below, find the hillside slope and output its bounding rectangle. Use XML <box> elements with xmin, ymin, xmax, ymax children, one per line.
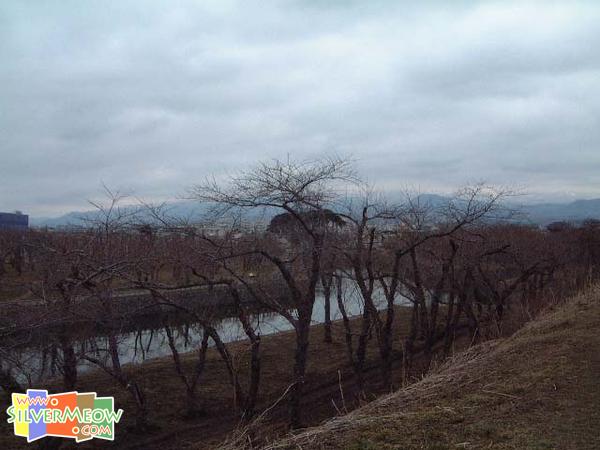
<box><xmin>259</xmin><ymin>286</ymin><xmax>600</xmax><ymax>450</ymax></box>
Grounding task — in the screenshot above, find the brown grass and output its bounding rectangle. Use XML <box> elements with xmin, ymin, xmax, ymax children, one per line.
<box><xmin>249</xmin><ymin>285</ymin><xmax>600</xmax><ymax>450</ymax></box>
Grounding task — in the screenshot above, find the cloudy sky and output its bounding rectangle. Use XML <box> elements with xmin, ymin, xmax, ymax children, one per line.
<box><xmin>1</xmin><ymin>0</ymin><xmax>599</xmax><ymax>217</ymax></box>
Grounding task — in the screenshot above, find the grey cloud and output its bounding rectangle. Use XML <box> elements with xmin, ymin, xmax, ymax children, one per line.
<box><xmin>1</xmin><ymin>0</ymin><xmax>599</xmax><ymax>216</ymax></box>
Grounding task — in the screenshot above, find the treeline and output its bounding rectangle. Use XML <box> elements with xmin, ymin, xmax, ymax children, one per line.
<box><xmin>1</xmin><ymin>157</ymin><xmax>599</xmax><ymax>438</ymax></box>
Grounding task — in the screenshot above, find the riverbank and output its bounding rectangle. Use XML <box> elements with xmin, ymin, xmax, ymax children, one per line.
<box><xmin>1</xmin><ymin>304</ymin><xmax>432</xmax><ymax>449</ymax></box>
<box><xmin>0</xmin><ymin>283</ymin><xmax>269</xmax><ymax>332</ymax></box>
<box><xmin>256</xmin><ymin>285</ymin><xmax>600</xmax><ymax>450</ymax></box>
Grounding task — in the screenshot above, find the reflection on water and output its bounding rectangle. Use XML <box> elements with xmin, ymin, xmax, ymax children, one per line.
<box><xmin>1</xmin><ymin>280</ymin><xmax>410</xmax><ymax>385</ymax></box>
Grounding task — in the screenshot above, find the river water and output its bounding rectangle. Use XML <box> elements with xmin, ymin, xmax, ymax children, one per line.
<box><xmin>1</xmin><ymin>280</ymin><xmax>411</xmax><ymax>385</ymax></box>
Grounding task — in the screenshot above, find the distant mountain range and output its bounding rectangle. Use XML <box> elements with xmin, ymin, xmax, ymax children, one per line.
<box><xmin>517</xmin><ymin>198</ymin><xmax>600</xmax><ymax>225</ymax></box>
<box><xmin>28</xmin><ymin>197</ymin><xmax>600</xmax><ymax>228</ymax></box>
<box><xmin>29</xmin><ymin>201</ymin><xmax>210</xmax><ymax>228</ymax></box>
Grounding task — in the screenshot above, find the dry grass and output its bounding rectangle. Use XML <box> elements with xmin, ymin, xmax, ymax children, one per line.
<box><xmin>233</xmin><ymin>284</ymin><xmax>600</xmax><ymax>450</ymax></box>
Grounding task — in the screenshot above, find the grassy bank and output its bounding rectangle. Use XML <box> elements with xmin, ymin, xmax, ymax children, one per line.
<box><xmin>255</xmin><ymin>285</ymin><xmax>600</xmax><ymax>450</ymax></box>
<box><xmin>1</xmin><ymin>305</ymin><xmax>426</xmax><ymax>449</ymax></box>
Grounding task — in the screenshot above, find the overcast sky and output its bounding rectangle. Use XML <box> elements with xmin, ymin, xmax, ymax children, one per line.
<box><xmin>1</xmin><ymin>1</ymin><xmax>599</xmax><ymax>217</ymax></box>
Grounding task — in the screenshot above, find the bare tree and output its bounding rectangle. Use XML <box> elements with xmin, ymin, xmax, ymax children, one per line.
<box><xmin>189</xmin><ymin>156</ymin><xmax>356</xmax><ymax>427</ymax></box>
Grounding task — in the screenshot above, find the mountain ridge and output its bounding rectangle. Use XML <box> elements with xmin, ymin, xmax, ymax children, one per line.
<box><xmin>28</xmin><ymin>196</ymin><xmax>600</xmax><ymax>228</ymax></box>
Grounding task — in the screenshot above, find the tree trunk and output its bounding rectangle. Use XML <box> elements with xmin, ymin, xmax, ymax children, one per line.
<box><xmin>244</xmin><ymin>336</ymin><xmax>261</xmax><ymax>420</ymax></box>
<box><xmin>379</xmin><ymin>293</ymin><xmax>395</xmax><ymax>389</ymax></box>
<box><xmin>60</xmin><ymin>337</ymin><xmax>77</xmax><ymax>391</ymax></box>
<box><xmin>164</xmin><ymin>323</ymin><xmax>210</xmax><ymax>417</ymax></box>
<box><xmin>110</xmin><ymin>332</ymin><xmax>148</xmax><ymax>430</ymax></box>
<box><xmin>410</xmin><ymin>248</ymin><xmax>429</xmax><ymax>341</ymax></box>
<box><xmin>322</xmin><ymin>279</ymin><xmax>333</xmax><ymax>343</ymax></box>
<box><xmin>206</xmin><ymin>326</ymin><xmax>247</xmax><ymax>411</ymax></box>
<box><xmin>290</xmin><ymin>307</ymin><xmax>312</xmax><ymax>428</ymax></box>
<box><xmin>404</xmin><ymin>300</ymin><xmax>419</xmax><ymax>374</ymax></box>
<box><xmin>234</xmin><ymin>289</ymin><xmax>262</xmax><ymax>421</ymax></box>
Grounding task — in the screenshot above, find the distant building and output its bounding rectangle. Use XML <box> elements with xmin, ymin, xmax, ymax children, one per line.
<box><xmin>0</xmin><ymin>211</ymin><xmax>29</xmax><ymax>230</ymax></box>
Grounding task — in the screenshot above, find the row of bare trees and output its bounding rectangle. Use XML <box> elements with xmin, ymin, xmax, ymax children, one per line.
<box><xmin>1</xmin><ymin>157</ymin><xmax>599</xmax><ymax>441</ymax></box>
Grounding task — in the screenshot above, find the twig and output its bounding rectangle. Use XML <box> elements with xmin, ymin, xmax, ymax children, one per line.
<box><xmin>337</xmin><ymin>369</ymin><xmax>348</xmax><ymax>414</ymax></box>
<box><xmin>481</xmin><ymin>389</ymin><xmax>520</xmax><ymax>399</ymax></box>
